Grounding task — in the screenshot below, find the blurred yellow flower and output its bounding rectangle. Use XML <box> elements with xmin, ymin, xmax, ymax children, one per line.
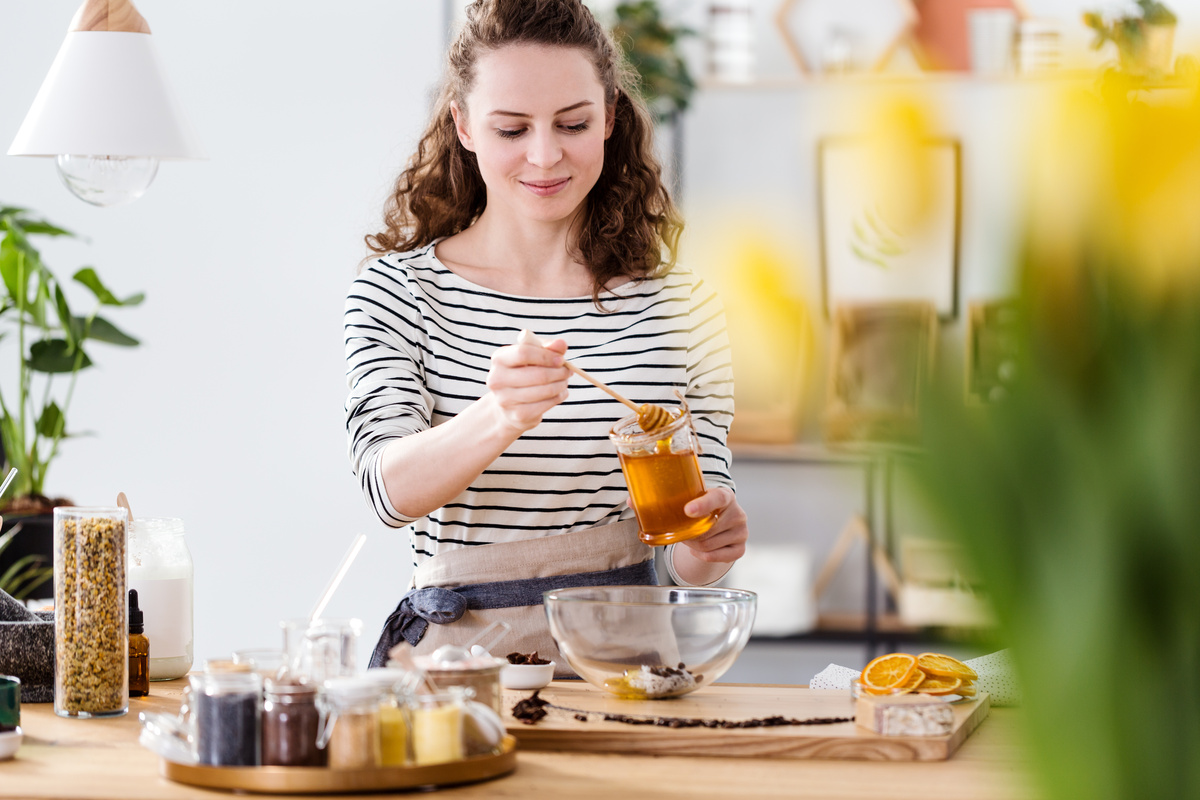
<box><xmin>1026</xmin><ymin>89</ymin><xmax>1200</xmax><ymax>305</ymax></box>
<box><xmin>688</xmin><ymin>221</ymin><xmax>813</xmax><ymax>440</ymax></box>
<box><xmin>862</xmin><ymin>97</ymin><xmax>943</xmax><ymax>236</ymax></box>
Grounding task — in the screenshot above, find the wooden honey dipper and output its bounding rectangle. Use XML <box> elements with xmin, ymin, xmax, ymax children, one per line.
<box><xmin>517</xmin><ymin>330</ymin><xmax>673</xmax><ymax>432</ymax></box>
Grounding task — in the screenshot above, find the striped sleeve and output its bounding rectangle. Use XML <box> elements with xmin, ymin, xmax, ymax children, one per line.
<box><xmin>344</xmin><ymin>259</ymin><xmax>432</xmax><ymax>527</ymax></box>
<box><xmin>685</xmin><ymin>276</ymin><xmax>736</xmax><ymax>492</ymax></box>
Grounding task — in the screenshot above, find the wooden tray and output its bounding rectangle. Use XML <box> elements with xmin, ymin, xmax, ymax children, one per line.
<box><xmin>159</xmin><ymin>735</ymin><xmax>517</xmax><ymax>794</ymax></box>
<box><xmin>503</xmin><ymin>684</ymin><xmax>989</xmax><ymax>762</ymax></box>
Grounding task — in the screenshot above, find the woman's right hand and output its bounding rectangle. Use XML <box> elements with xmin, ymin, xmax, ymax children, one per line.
<box><xmin>485</xmin><ymin>334</ymin><xmax>570</xmax><ymax>434</ymax></box>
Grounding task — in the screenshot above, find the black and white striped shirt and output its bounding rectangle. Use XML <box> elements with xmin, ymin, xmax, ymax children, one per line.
<box><xmin>344</xmin><ymin>243</ymin><xmax>735</xmax><ymax>567</ymax></box>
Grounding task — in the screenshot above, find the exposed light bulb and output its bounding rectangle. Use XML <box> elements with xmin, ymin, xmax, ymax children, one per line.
<box><xmin>55</xmin><ymin>154</ymin><xmax>159</xmax><ymax>207</ymax></box>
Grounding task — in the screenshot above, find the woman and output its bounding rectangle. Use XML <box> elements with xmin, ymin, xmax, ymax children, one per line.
<box><xmin>345</xmin><ymin>0</ymin><xmax>749</xmax><ymax>670</ymax></box>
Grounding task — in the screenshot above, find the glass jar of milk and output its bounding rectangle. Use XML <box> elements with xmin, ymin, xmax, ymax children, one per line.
<box><xmin>128</xmin><ymin>518</ymin><xmax>194</xmax><ymax>680</ymax></box>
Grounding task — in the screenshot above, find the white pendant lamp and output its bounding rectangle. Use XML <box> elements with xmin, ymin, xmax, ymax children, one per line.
<box><xmin>8</xmin><ymin>0</ymin><xmax>203</xmax><ymax>207</ymax></box>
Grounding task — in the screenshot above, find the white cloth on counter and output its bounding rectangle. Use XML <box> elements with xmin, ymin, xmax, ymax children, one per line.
<box><xmin>809</xmin><ymin>663</ymin><xmax>862</xmax><ymax>691</ymax></box>
<box><xmin>808</xmin><ymin>649</ymin><xmax>1021</xmax><ymax>707</ymax></box>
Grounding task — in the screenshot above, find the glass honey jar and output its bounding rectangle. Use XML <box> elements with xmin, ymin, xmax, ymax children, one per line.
<box><xmin>609</xmin><ymin>400</ymin><xmax>716</xmax><ymax>546</ymax></box>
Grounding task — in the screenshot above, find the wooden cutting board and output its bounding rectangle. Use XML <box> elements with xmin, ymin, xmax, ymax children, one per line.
<box><xmin>502</xmin><ymin>683</ymin><xmax>990</xmax><ymax>762</ymax></box>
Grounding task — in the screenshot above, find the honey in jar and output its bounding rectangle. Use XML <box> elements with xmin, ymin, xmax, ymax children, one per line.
<box><xmin>610</xmin><ymin>402</ymin><xmax>716</xmax><ymax>546</ymax></box>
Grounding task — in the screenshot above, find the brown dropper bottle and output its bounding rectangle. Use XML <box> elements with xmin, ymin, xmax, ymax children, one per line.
<box><xmin>128</xmin><ymin>589</ymin><xmax>150</xmax><ymax>697</ymax></box>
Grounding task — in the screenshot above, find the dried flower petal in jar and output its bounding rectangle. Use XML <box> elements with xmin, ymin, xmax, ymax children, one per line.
<box><xmin>54</xmin><ymin>507</ymin><xmax>129</xmax><ymax>718</ymax></box>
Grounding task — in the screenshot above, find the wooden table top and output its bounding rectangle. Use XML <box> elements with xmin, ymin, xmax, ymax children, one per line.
<box><xmin>0</xmin><ymin>680</ymin><xmax>1035</xmax><ymax>800</ymax></box>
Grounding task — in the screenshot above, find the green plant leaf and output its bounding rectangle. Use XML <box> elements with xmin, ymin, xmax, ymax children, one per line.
<box><xmin>28</xmin><ymin>339</ymin><xmax>92</xmax><ymax>373</ymax></box>
<box><xmin>0</xmin><ymin>414</ymin><xmax>29</xmax><ymax>489</ymax></box>
<box><xmin>0</xmin><ymin>237</ymin><xmax>24</xmax><ymax>304</ymax></box>
<box><xmin>0</xmin><ymin>553</ymin><xmax>44</xmax><ymax>586</ymax></box>
<box><xmin>0</xmin><ymin>524</ymin><xmax>20</xmax><ymax>555</ymax></box>
<box><xmin>0</xmin><ymin>554</ymin><xmax>52</xmax><ymax>600</ymax></box>
<box><xmin>73</xmin><ymin>267</ymin><xmax>144</xmax><ymax>306</ymax></box>
<box><xmin>36</xmin><ymin>401</ymin><xmax>64</xmax><ymax>438</ymax></box>
<box><xmin>18</xmin><ymin>220</ymin><xmax>74</xmax><ymax>237</ymax></box>
<box><xmin>80</xmin><ymin>315</ymin><xmax>139</xmax><ymax>347</ymax></box>
<box><xmin>30</xmin><ymin>264</ymin><xmax>50</xmax><ymax>328</ymax></box>
<box><xmin>54</xmin><ymin>285</ymin><xmax>81</xmax><ymax>351</ymax></box>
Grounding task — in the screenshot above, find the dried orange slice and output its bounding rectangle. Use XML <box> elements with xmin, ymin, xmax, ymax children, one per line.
<box><xmin>895</xmin><ymin>668</ymin><xmax>926</xmax><ymax>692</ymax></box>
<box><xmin>856</xmin><ymin>679</ymin><xmax>889</xmax><ymax>696</ymax></box>
<box><xmin>856</xmin><ymin>668</ymin><xmax>925</xmax><ymax>697</ymax></box>
<box><xmin>956</xmin><ymin>682</ymin><xmax>978</xmax><ymax>698</ymax></box>
<box><xmin>915</xmin><ymin>674</ymin><xmax>962</xmax><ymax>696</ymax></box>
<box><xmin>916</xmin><ymin>653</ymin><xmax>978</xmax><ymax>681</ymax></box>
<box><xmin>862</xmin><ymin>653</ymin><xmax>918</xmax><ymax>690</ymax></box>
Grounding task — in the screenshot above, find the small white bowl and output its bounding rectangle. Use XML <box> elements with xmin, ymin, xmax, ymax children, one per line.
<box><xmin>500</xmin><ymin>661</ymin><xmax>555</xmax><ymax>690</ymax></box>
<box><xmin>0</xmin><ymin>727</ymin><xmax>23</xmax><ymax>761</ymax></box>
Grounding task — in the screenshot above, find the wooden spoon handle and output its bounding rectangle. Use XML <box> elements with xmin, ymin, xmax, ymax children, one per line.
<box><xmin>517</xmin><ymin>329</ymin><xmax>639</xmax><ymax>413</ymax></box>
<box><xmin>562</xmin><ymin>361</ymin><xmax>640</xmax><ymax>413</ymax></box>
<box><xmin>116</xmin><ymin>492</ymin><xmax>134</xmax><ymax>522</ymax></box>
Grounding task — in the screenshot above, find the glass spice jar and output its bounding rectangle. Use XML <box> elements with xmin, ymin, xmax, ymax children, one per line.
<box><xmin>190</xmin><ymin>671</ymin><xmax>261</xmax><ymax>766</ymax></box>
<box><xmin>410</xmin><ymin>691</ymin><xmax>466</xmax><ymax>766</ymax></box>
<box><xmin>281</xmin><ymin>618</ymin><xmax>362</xmax><ymax>685</ymax></box>
<box><xmin>127</xmin><ymin>517</ymin><xmax>194</xmax><ymax>680</ymax></box>
<box><xmin>412</xmin><ymin>654</ymin><xmax>505</xmax><ymax>716</ymax></box>
<box><xmin>318</xmin><ymin>676</ymin><xmax>383</xmax><ymax>769</ymax></box>
<box><xmin>54</xmin><ymin>507</ymin><xmax>129</xmax><ymax>718</ymax></box>
<box><xmin>262</xmin><ymin>677</ymin><xmax>325</xmax><ymax>767</ymax></box>
<box><xmin>365</xmin><ymin>667</ymin><xmax>419</xmax><ymax>767</ymax></box>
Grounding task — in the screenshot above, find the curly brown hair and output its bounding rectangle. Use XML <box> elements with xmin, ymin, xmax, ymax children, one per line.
<box><xmin>364</xmin><ymin>0</ymin><xmax>683</xmax><ymax>303</ymax></box>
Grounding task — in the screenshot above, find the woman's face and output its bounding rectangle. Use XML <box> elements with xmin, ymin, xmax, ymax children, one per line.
<box><xmin>452</xmin><ymin>44</ymin><xmax>614</xmax><ymax>227</ymax></box>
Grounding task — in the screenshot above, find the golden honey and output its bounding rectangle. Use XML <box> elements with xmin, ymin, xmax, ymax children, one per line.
<box><xmin>618</xmin><ymin>437</ymin><xmax>715</xmax><ymax>546</ymax></box>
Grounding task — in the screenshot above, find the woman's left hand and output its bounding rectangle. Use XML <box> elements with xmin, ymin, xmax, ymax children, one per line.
<box><xmin>677</xmin><ymin>486</ymin><xmax>748</xmax><ymax>564</ymax></box>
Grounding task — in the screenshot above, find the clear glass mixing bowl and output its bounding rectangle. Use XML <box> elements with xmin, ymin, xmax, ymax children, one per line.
<box><xmin>543</xmin><ymin>586</ymin><xmax>757</xmax><ymax>699</ymax></box>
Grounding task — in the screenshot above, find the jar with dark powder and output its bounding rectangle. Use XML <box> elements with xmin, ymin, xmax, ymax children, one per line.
<box><xmin>190</xmin><ymin>671</ymin><xmax>261</xmax><ymax>766</ymax></box>
<box><xmin>262</xmin><ymin>677</ymin><xmax>324</xmax><ymax>767</ymax></box>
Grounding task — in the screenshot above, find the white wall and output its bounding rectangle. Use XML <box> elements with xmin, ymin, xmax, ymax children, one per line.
<box><xmin>0</xmin><ymin>0</ymin><xmax>442</xmax><ymax>667</ymax></box>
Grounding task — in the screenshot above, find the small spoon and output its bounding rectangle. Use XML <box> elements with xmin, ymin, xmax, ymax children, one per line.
<box><xmin>517</xmin><ymin>330</ymin><xmax>673</xmax><ymax>432</ymax></box>
<box><xmin>117</xmin><ymin>492</ymin><xmax>134</xmax><ymax>522</ymax></box>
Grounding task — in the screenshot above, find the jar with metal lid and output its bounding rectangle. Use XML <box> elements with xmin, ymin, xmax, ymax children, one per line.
<box><xmin>127</xmin><ymin>517</ymin><xmax>194</xmax><ymax>680</ymax></box>
<box><xmin>190</xmin><ymin>671</ymin><xmax>261</xmax><ymax>766</ymax></box>
<box><xmin>318</xmin><ymin>676</ymin><xmax>382</xmax><ymax>769</ymax></box>
<box><xmin>262</xmin><ymin>678</ymin><xmax>325</xmax><ymax>767</ymax></box>
<box><xmin>412</xmin><ymin>653</ymin><xmax>505</xmax><ymax>716</ymax></box>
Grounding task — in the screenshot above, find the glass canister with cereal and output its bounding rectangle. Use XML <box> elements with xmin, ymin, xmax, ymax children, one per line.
<box><xmin>53</xmin><ymin>507</ymin><xmax>129</xmax><ymax>719</ymax></box>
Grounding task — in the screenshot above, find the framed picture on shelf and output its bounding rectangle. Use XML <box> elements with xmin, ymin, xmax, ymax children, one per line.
<box><xmin>824</xmin><ymin>301</ymin><xmax>938</xmax><ymax>445</ymax></box>
<box><xmin>965</xmin><ymin>299</ymin><xmax>1022</xmax><ymax>405</ymax></box>
<box><xmin>818</xmin><ymin>137</ymin><xmax>962</xmax><ymax>320</ymax></box>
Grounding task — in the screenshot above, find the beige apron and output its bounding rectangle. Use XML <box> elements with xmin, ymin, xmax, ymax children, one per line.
<box><xmin>400</xmin><ymin>518</ymin><xmax>652</xmax><ymax>677</ymax></box>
